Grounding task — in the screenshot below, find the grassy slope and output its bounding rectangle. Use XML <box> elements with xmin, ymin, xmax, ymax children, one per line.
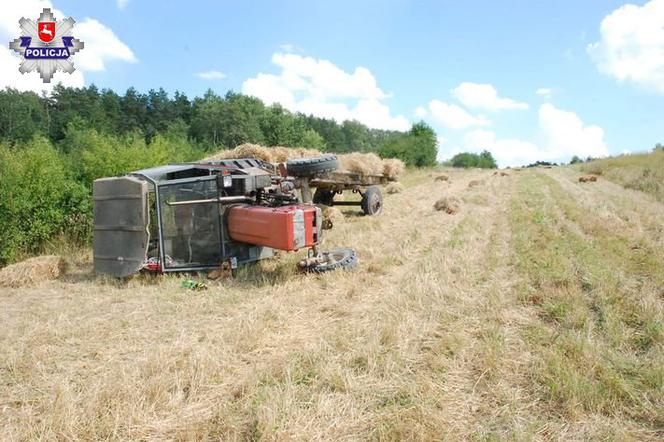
<box><xmin>1</xmin><ymin>167</ymin><xmax>662</xmax><ymax>440</ymax></box>
<box><xmin>578</xmin><ymin>150</ymin><xmax>664</xmax><ymax>202</ymax></box>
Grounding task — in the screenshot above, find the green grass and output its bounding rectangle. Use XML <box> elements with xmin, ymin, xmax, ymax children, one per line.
<box><xmin>509</xmin><ymin>172</ymin><xmax>663</xmax><ymax>427</ymax></box>
<box><xmin>578</xmin><ymin>150</ymin><xmax>664</xmax><ymax>201</ymax></box>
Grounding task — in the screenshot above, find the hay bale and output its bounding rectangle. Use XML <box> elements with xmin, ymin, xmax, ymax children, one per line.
<box><xmin>0</xmin><ymin>255</ymin><xmax>66</xmax><ymax>288</ymax></box>
<box><xmin>579</xmin><ymin>175</ymin><xmax>598</xmax><ymax>183</ymax></box>
<box><xmin>338</xmin><ymin>152</ymin><xmax>384</xmax><ymax>176</ymax></box>
<box><xmin>434</xmin><ymin>196</ymin><xmax>460</xmax><ymax>214</ymax></box>
<box><xmin>208</xmin><ymin>261</ymin><xmax>232</xmax><ymax>280</ymax></box>
<box><xmin>382</xmin><ymin>158</ymin><xmax>405</xmax><ymax>180</ymax></box>
<box><xmin>386</xmin><ymin>182</ymin><xmax>404</xmax><ymax>194</ymax></box>
<box><xmin>435</xmin><ymin>174</ymin><xmax>449</xmax><ymax>182</ymax></box>
<box><xmin>468</xmin><ymin>179</ymin><xmax>485</xmax><ymax>188</ymax></box>
<box><xmin>321</xmin><ymin>206</ymin><xmax>344</xmax><ymax>224</ymax></box>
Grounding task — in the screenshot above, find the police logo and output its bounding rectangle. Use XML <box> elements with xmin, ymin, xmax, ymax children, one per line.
<box><xmin>9</xmin><ymin>8</ymin><xmax>84</xmax><ymax>83</ymax></box>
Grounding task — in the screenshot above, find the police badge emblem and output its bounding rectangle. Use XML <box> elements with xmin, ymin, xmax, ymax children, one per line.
<box><xmin>9</xmin><ymin>8</ymin><xmax>85</xmax><ymax>83</ymax></box>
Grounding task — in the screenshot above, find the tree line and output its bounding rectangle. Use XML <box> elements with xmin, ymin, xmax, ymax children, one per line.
<box><xmin>0</xmin><ymin>86</ymin><xmax>437</xmax><ymax>264</ymax></box>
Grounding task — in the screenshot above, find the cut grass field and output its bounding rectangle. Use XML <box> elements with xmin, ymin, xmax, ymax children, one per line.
<box><xmin>1</xmin><ymin>166</ymin><xmax>662</xmax><ymax>440</ymax></box>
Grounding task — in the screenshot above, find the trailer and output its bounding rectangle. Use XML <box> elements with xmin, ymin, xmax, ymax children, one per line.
<box><xmin>284</xmin><ymin>156</ymin><xmax>387</xmax><ymax>216</ymax></box>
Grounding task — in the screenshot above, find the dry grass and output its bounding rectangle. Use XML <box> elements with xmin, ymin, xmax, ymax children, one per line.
<box><xmin>0</xmin><ymin>255</ymin><xmax>66</xmax><ymax>288</ymax></box>
<box><xmin>468</xmin><ymin>179</ymin><xmax>485</xmax><ymax>188</ymax></box>
<box><xmin>1</xmin><ymin>167</ymin><xmax>662</xmax><ymax>440</ymax></box>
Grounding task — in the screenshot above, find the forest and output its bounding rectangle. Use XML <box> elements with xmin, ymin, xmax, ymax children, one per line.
<box><xmin>0</xmin><ymin>86</ymin><xmax>438</xmax><ymax>264</ymax></box>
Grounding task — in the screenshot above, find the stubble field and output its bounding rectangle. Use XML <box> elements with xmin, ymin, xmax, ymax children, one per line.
<box><xmin>1</xmin><ymin>166</ymin><xmax>662</xmax><ymax>440</ymax></box>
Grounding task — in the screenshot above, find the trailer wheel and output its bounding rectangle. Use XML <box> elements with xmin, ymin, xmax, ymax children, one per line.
<box><xmin>313</xmin><ymin>188</ymin><xmax>335</xmax><ymax>206</ymax></box>
<box><xmin>308</xmin><ymin>248</ymin><xmax>358</xmax><ymax>273</ymax></box>
<box><xmin>361</xmin><ymin>186</ymin><xmax>383</xmax><ymax>216</ymax></box>
<box><xmin>286</xmin><ymin>155</ymin><xmax>339</xmax><ymax>177</ymax></box>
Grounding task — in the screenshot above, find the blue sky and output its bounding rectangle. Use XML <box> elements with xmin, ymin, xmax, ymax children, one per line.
<box><xmin>2</xmin><ymin>0</ymin><xmax>663</xmax><ymax>166</ymax></box>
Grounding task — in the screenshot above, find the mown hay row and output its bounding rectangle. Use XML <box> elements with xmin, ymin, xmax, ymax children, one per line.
<box><xmin>0</xmin><ymin>255</ymin><xmax>66</xmax><ymax>288</ymax></box>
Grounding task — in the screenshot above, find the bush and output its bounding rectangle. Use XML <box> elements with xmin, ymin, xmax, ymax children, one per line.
<box><xmin>379</xmin><ymin>122</ymin><xmax>437</xmax><ymax>167</ymax></box>
<box><xmin>450</xmin><ymin>150</ymin><xmax>497</xmax><ymax>169</ymax></box>
<box><xmin>62</xmin><ymin>126</ymin><xmax>203</xmax><ymax>185</ymax></box>
<box><xmin>0</xmin><ymin>138</ymin><xmax>89</xmax><ymax>264</ymax></box>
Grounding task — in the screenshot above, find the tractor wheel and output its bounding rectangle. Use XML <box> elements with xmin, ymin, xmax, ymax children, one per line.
<box><xmin>361</xmin><ymin>186</ymin><xmax>383</xmax><ymax>216</ymax></box>
<box><xmin>308</xmin><ymin>248</ymin><xmax>358</xmax><ymax>273</ymax></box>
<box><xmin>313</xmin><ymin>188</ymin><xmax>335</xmax><ymax>206</ymax></box>
<box><xmin>286</xmin><ymin>155</ymin><xmax>339</xmax><ymax>177</ymax></box>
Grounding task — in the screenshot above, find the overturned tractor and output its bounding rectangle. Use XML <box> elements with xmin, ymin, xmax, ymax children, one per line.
<box><xmin>93</xmin><ymin>155</ymin><xmax>387</xmax><ymax>277</ymax></box>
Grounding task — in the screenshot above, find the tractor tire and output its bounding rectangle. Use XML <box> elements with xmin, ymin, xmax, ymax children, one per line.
<box><xmin>308</xmin><ymin>248</ymin><xmax>358</xmax><ymax>273</ymax></box>
<box><xmin>286</xmin><ymin>155</ymin><xmax>339</xmax><ymax>177</ymax></box>
<box><xmin>313</xmin><ymin>188</ymin><xmax>335</xmax><ymax>206</ymax></box>
<box><xmin>361</xmin><ymin>186</ymin><xmax>383</xmax><ymax>216</ymax></box>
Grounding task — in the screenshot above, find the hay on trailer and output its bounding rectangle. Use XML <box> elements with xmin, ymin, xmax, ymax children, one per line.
<box><xmin>205</xmin><ymin>144</ymin><xmax>323</xmax><ymax>163</ymax></box>
<box><xmin>382</xmin><ymin>159</ymin><xmax>405</xmax><ymax>181</ymax></box>
<box><xmin>579</xmin><ymin>175</ymin><xmax>598</xmax><ymax>183</ymax></box>
<box><xmin>468</xmin><ymin>179</ymin><xmax>485</xmax><ymax>188</ymax></box>
<box><xmin>435</xmin><ymin>174</ymin><xmax>449</xmax><ymax>182</ymax></box>
<box><xmin>204</xmin><ymin>143</ymin><xmax>275</xmax><ymax>163</ymax></box>
<box><xmin>386</xmin><ymin>182</ymin><xmax>404</xmax><ymax>194</ymax></box>
<box><xmin>434</xmin><ymin>196</ymin><xmax>460</xmax><ymax>214</ymax></box>
<box><xmin>204</xmin><ymin>144</ymin><xmax>404</xmax><ymax>179</ymax></box>
<box><xmin>0</xmin><ymin>255</ymin><xmax>66</xmax><ymax>288</ymax></box>
<box><xmin>338</xmin><ymin>152</ymin><xmax>384</xmax><ymax>176</ymax></box>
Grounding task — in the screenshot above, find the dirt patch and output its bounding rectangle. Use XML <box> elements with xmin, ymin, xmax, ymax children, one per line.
<box><xmin>434</xmin><ymin>196</ymin><xmax>460</xmax><ymax>214</ymax></box>
<box><xmin>0</xmin><ymin>255</ymin><xmax>67</xmax><ymax>288</ymax></box>
<box><xmin>386</xmin><ymin>182</ymin><xmax>404</xmax><ymax>194</ymax></box>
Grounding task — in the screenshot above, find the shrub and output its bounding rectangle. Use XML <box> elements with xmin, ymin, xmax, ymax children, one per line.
<box><xmin>379</xmin><ymin>122</ymin><xmax>437</xmax><ymax>167</ymax></box>
<box><xmin>0</xmin><ymin>138</ymin><xmax>89</xmax><ymax>264</ymax></box>
<box><xmin>450</xmin><ymin>150</ymin><xmax>497</xmax><ymax>169</ymax></box>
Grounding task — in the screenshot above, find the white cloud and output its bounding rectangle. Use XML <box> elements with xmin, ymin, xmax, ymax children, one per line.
<box><xmin>427</xmin><ymin>99</ymin><xmax>491</xmax><ymax>130</ymax></box>
<box><xmin>414</xmin><ymin>106</ymin><xmax>427</xmax><ymax>118</ymax></box>
<box><xmin>536</xmin><ymin>87</ymin><xmax>552</xmax><ymax>98</ymax></box>
<box><xmin>463</xmin><ymin>129</ymin><xmax>542</xmax><ymax>167</ymax></box>
<box><xmin>117</xmin><ymin>0</ymin><xmax>130</xmax><ymax>9</ymax></box>
<box><xmin>0</xmin><ymin>0</ymin><xmax>136</xmax><ymax>93</ymax></box>
<box><xmin>74</xmin><ymin>18</ymin><xmax>137</xmax><ymax>71</ymax></box>
<box><xmin>588</xmin><ymin>0</ymin><xmax>664</xmax><ymax>93</ymax></box>
<box><xmin>242</xmin><ymin>53</ymin><xmax>409</xmax><ymax>131</ymax></box>
<box><xmin>459</xmin><ymin>103</ymin><xmax>609</xmax><ymax>167</ymax></box>
<box><xmin>451</xmin><ymin>82</ymin><xmax>528</xmax><ymax>110</ymax></box>
<box><xmin>538</xmin><ymin>103</ymin><xmax>609</xmax><ymax>159</ymax></box>
<box><xmin>196</xmin><ymin>70</ymin><xmax>226</xmax><ymax>80</ymax></box>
